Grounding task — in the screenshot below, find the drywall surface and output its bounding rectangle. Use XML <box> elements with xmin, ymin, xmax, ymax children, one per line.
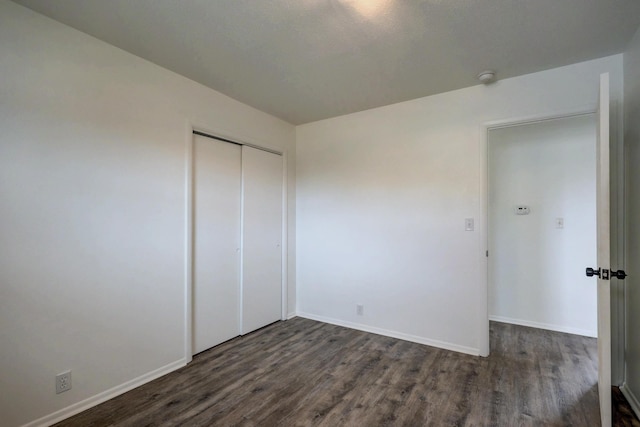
<box><xmin>296</xmin><ymin>55</ymin><xmax>622</xmax><ymax>355</ymax></box>
<box><xmin>0</xmin><ymin>2</ymin><xmax>295</xmax><ymax>426</ymax></box>
<box><xmin>623</xmin><ymin>25</ymin><xmax>640</xmax><ymax>417</ymax></box>
<box><xmin>488</xmin><ymin>115</ymin><xmax>597</xmax><ymax>337</ymax></box>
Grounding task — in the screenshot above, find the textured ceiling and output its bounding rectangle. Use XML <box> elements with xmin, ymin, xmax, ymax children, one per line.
<box><xmin>12</xmin><ymin>0</ymin><xmax>640</xmax><ymax>124</ymax></box>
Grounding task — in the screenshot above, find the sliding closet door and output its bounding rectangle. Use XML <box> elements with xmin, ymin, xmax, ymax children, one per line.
<box><xmin>193</xmin><ymin>135</ymin><xmax>241</xmax><ymax>354</ymax></box>
<box><xmin>241</xmin><ymin>146</ymin><xmax>283</xmax><ymax>334</ymax></box>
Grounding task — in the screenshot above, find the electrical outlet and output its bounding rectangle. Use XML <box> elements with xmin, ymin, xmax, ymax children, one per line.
<box><xmin>56</xmin><ymin>370</ymin><xmax>72</xmax><ymax>394</ymax></box>
<box><xmin>356</xmin><ymin>304</ymin><xmax>364</xmax><ymax>316</ymax></box>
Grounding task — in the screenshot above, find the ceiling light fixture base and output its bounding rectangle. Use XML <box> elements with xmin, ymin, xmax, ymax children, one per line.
<box><xmin>477</xmin><ymin>70</ymin><xmax>496</xmax><ymax>84</ymax></box>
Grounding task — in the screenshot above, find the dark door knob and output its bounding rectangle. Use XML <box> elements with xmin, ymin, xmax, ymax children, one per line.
<box><xmin>611</xmin><ymin>270</ymin><xmax>627</xmax><ymax>280</ymax></box>
<box><xmin>586</xmin><ymin>267</ymin><xmax>601</xmax><ymax>278</ymax></box>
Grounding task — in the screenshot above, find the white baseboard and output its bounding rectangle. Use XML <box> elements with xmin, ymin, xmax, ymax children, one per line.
<box><xmin>286</xmin><ymin>312</ymin><xmax>297</xmax><ymax>320</ymax></box>
<box><xmin>296</xmin><ymin>312</ymin><xmax>479</xmax><ymax>356</ymax></box>
<box><xmin>621</xmin><ymin>383</ymin><xmax>640</xmax><ymax>420</ymax></box>
<box><xmin>23</xmin><ymin>358</ymin><xmax>188</xmax><ymax>427</ymax></box>
<box><xmin>489</xmin><ymin>315</ymin><xmax>597</xmax><ymax>338</ymax></box>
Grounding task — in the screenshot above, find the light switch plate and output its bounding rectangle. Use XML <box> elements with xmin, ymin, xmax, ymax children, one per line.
<box><xmin>465</xmin><ymin>218</ymin><xmax>474</xmax><ymax>231</ymax></box>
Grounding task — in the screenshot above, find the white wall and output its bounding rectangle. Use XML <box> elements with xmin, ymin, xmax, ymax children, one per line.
<box><xmin>623</xmin><ymin>24</ymin><xmax>640</xmax><ymax>417</ymax></box>
<box><xmin>488</xmin><ymin>115</ymin><xmax>597</xmax><ymax>337</ymax></box>
<box><xmin>296</xmin><ymin>54</ymin><xmax>623</xmax><ymax>355</ymax></box>
<box><xmin>0</xmin><ymin>2</ymin><xmax>295</xmax><ymax>426</ymax></box>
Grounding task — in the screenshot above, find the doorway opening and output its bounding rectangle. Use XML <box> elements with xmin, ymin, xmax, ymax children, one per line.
<box><xmin>487</xmin><ymin>114</ymin><xmax>598</xmax><ymax>338</ymax></box>
<box><xmin>481</xmin><ymin>113</ymin><xmax>601</xmax><ymax>422</ymax></box>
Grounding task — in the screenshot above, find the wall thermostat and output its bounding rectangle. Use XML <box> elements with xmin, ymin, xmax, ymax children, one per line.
<box><xmin>514</xmin><ymin>206</ymin><xmax>530</xmax><ymax>215</ymax></box>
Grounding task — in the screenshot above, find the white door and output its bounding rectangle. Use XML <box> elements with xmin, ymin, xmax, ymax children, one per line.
<box><xmin>594</xmin><ymin>72</ymin><xmax>612</xmax><ymax>427</ymax></box>
<box><xmin>192</xmin><ymin>135</ymin><xmax>242</xmax><ymax>354</ymax></box>
<box><xmin>241</xmin><ymin>146</ymin><xmax>283</xmax><ymax>334</ymax></box>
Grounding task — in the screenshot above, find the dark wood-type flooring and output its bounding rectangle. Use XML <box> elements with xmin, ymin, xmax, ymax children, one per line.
<box><xmin>55</xmin><ymin>318</ymin><xmax>634</xmax><ymax>426</ymax></box>
<box><xmin>614</xmin><ymin>386</ymin><xmax>640</xmax><ymax>427</ymax></box>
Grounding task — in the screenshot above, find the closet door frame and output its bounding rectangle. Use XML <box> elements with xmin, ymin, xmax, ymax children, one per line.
<box><xmin>184</xmin><ymin>123</ymin><xmax>288</xmax><ymax>363</ymax></box>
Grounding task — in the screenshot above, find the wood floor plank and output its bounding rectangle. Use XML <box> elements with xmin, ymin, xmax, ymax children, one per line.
<box><xmin>54</xmin><ymin>318</ymin><xmax>609</xmax><ymax>427</ymax></box>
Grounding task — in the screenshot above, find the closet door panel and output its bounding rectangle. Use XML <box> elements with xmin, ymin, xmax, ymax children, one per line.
<box><xmin>193</xmin><ymin>135</ymin><xmax>241</xmax><ymax>354</ymax></box>
<box><xmin>241</xmin><ymin>146</ymin><xmax>283</xmax><ymax>334</ymax></box>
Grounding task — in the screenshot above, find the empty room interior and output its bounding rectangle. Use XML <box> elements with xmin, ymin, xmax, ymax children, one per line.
<box><xmin>3</xmin><ymin>0</ymin><xmax>640</xmax><ymax>426</ymax></box>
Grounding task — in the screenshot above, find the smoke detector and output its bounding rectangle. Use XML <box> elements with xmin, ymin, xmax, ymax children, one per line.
<box><xmin>477</xmin><ymin>70</ymin><xmax>496</xmax><ymax>84</ymax></box>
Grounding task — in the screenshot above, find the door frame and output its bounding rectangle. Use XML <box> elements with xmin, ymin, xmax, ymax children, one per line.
<box><xmin>478</xmin><ymin>106</ymin><xmax>596</xmax><ymax>357</ymax></box>
<box><xmin>184</xmin><ymin>121</ymin><xmax>289</xmax><ymax>363</ymax></box>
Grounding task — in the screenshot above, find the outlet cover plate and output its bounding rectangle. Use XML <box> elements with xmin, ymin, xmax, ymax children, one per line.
<box><xmin>56</xmin><ymin>370</ymin><xmax>72</xmax><ymax>394</ymax></box>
